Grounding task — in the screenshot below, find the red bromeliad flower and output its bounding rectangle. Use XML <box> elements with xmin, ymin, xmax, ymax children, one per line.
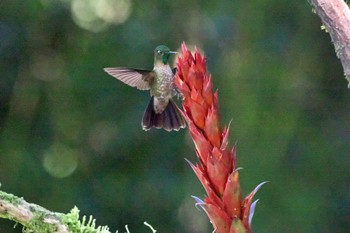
<box><xmin>175</xmin><ymin>43</ymin><xmax>266</xmax><ymax>233</ymax></box>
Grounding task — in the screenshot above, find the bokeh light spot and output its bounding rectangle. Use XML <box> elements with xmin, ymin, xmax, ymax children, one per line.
<box><xmin>43</xmin><ymin>143</ymin><xmax>79</xmax><ymax>178</ymax></box>
<box><xmin>88</xmin><ymin>121</ymin><xmax>119</xmax><ymax>154</ymax></box>
<box><xmin>71</xmin><ymin>0</ymin><xmax>107</xmax><ymax>32</ymax></box>
<box><xmin>96</xmin><ymin>0</ymin><xmax>132</xmax><ymax>24</ymax></box>
<box><xmin>71</xmin><ymin>0</ymin><xmax>132</xmax><ymax>32</ymax></box>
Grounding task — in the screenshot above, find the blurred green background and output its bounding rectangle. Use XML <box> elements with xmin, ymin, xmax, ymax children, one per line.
<box><xmin>1</xmin><ymin>0</ymin><xmax>349</xmax><ymax>232</ymax></box>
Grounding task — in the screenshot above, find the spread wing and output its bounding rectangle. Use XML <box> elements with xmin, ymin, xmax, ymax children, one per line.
<box><xmin>104</xmin><ymin>67</ymin><xmax>155</xmax><ymax>90</ymax></box>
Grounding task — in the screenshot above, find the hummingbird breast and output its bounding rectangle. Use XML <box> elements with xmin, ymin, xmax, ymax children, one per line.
<box><xmin>151</xmin><ymin>64</ymin><xmax>175</xmax><ymax>113</ymax></box>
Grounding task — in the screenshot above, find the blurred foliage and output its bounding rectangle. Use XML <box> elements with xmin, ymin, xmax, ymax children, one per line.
<box><xmin>0</xmin><ymin>0</ymin><xmax>349</xmax><ymax>232</ymax></box>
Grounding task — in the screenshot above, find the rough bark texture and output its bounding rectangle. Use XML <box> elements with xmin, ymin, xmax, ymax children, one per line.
<box><xmin>0</xmin><ymin>190</ymin><xmax>69</xmax><ymax>233</ymax></box>
<box><xmin>310</xmin><ymin>0</ymin><xmax>350</xmax><ymax>87</ymax></box>
<box><xmin>0</xmin><ymin>189</ymin><xmax>152</xmax><ymax>233</ymax></box>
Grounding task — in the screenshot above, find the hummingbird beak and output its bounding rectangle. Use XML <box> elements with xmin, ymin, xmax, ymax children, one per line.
<box><xmin>169</xmin><ymin>51</ymin><xmax>177</xmax><ymax>54</ymax></box>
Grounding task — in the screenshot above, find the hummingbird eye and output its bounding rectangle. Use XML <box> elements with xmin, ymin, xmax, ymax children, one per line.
<box><xmin>157</xmin><ymin>50</ymin><xmax>162</xmax><ymax>54</ymax></box>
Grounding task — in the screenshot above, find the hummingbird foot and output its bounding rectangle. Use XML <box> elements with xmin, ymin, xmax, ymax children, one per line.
<box><xmin>173</xmin><ymin>88</ymin><xmax>184</xmax><ymax>100</ymax></box>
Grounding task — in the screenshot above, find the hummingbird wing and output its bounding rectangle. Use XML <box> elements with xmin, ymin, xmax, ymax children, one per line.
<box><xmin>104</xmin><ymin>67</ymin><xmax>155</xmax><ymax>90</ymax></box>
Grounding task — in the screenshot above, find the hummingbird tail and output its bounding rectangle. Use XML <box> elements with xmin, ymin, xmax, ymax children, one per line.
<box><xmin>142</xmin><ymin>97</ymin><xmax>186</xmax><ymax>132</ymax></box>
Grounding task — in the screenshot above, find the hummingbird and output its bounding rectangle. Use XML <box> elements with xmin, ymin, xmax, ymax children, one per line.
<box><xmin>104</xmin><ymin>45</ymin><xmax>186</xmax><ymax>132</ymax></box>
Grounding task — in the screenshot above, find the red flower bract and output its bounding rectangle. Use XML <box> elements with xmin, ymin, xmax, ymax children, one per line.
<box><xmin>175</xmin><ymin>43</ymin><xmax>265</xmax><ymax>233</ymax></box>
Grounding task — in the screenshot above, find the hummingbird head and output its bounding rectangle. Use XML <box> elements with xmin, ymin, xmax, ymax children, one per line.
<box><xmin>154</xmin><ymin>45</ymin><xmax>176</xmax><ymax>65</ymax></box>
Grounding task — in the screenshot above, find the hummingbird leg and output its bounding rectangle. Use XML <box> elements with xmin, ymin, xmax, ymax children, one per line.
<box><xmin>173</xmin><ymin>88</ymin><xmax>184</xmax><ymax>100</ymax></box>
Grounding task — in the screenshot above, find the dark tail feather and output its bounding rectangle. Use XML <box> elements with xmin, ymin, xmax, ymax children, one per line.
<box><xmin>142</xmin><ymin>97</ymin><xmax>186</xmax><ymax>132</ymax></box>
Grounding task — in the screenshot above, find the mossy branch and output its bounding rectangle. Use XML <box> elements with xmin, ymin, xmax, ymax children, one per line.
<box><xmin>0</xmin><ymin>188</ymin><xmax>157</xmax><ymax>233</ymax></box>
<box><xmin>0</xmin><ymin>189</ymin><xmax>110</xmax><ymax>233</ymax></box>
<box><xmin>309</xmin><ymin>0</ymin><xmax>350</xmax><ymax>87</ymax></box>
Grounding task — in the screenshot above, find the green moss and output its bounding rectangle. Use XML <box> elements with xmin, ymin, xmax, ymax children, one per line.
<box><xmin>0</xmin><ymin>191</ymin><xmax>112</xmax><ymax>233</ymax></box>
<box><xmin>25</xmin><ymin>212</ymin><xmax>58</xmax><ymax>233</ymax></box>
<box><xmin>63</xmin><ymin>206</ymin><xmax>111</xmax><ymax>233</ymax></box>
<box><xmin>0</xmin><ymin>191</ymin><xmax>22</xmax><ymax>206</ymax></box>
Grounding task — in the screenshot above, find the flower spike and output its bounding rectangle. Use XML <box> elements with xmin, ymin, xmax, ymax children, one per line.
<box><xmin>175</xmin><ymin>43</ymin><xmax>265</xmax><ymax>233</ymax></box>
